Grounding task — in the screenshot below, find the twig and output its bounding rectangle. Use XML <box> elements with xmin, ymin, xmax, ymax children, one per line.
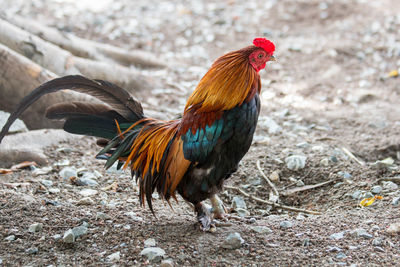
<box><xmin>225</xmin><ymin>185</ymin><xmax>322</xmax><ymax>215</ymax></box>
<box><xmin>341</xmin><ymin>147</ymin><xmax>365</xmax><ymax>166</ymax></box>
<box><xmin>281</xmin><ymin>180</ymin><xmax>336</xmax><ymax>196</ymax></box>
<box><xmin>256</xmin><ymin>160</ymin><xmax>280</xmax><ymax>201</ymax></box>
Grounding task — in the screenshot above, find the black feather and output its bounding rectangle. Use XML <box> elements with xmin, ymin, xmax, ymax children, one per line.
<box><xmin>0</xmin><ymin>75</ymin><xmax>144</xmax><ymax>143</ymax></box>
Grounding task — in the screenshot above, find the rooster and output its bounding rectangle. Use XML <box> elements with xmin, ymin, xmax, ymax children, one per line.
<box><xmin>0</xmin><ymin>38</ymin><xmax>275</xmax><ymax>230</ymax></box>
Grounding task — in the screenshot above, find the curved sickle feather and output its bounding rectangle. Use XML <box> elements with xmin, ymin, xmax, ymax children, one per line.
<box><xmin>0</xmin><ymin>75</ymin><xmax>144</xmax><ymax>143</ymax></box>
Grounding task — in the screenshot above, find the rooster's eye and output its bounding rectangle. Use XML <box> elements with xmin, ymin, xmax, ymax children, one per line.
<box><xmin>258</xmin><ymin>54</ymin><xmax>263</xmax><ymax>59</ymax></box>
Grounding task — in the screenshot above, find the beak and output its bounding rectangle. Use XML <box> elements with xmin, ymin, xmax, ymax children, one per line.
<box><xmin>269</xmin><ymin>55</ymin><xmax>276</xmax><ymax>61</ymax></box>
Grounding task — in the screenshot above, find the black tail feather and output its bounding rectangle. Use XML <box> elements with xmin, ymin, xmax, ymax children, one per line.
<box><xmin>0</xmin><ymin>75</ymin><xmax>144</xmax><ymax>143</ymax></box>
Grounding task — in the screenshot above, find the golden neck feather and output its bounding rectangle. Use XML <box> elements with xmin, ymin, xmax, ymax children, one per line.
<box><xmin>184</xmin><ymin>46</ymin><xmax>260</xmax><ymax>114</ymax></box>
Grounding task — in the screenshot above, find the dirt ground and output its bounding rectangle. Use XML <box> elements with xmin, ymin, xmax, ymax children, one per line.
<box><xmin>0</xmin><ymin>0</ymin><xmax>400</xmax><ymax>266</ymax></box>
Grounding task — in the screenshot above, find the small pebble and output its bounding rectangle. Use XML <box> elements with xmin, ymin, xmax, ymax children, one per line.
<box><xmin>144</xmin><ymin>238</ymin><xmax>156</xmax><ymax>248</ymax></box>
<box><xmin>48</xmin><ymin>188</ymin><xmax>60</xmax><ymax>194</ymax></box>
<box><xmin>32</xmin><ymin>167</ymin><xmax>53</xmax><ymax>177</ymax></box>
<box><xmin>221</xmin><ymin>232</ymin><xmax>244</xmax><ymax>249</ymax></box>
<box><xmin>372</xmin><ymin>238</ymin><xmax>383</xmax><ymax>246</ymax></box>
<box><xmin>63</xmin><ymin>229</ymin><xmax>75</xmax><ymax>243</ymax></box>
<box><xmin>320</xmin><ymin>158</ymin><xmax>329</xmax><ymax>166</ymax></box>
<box><xmin>269</xmin><ymin>170</ymin><xmax>280</xmax><ymax>182</ymax></box>
<box><xmin>336</xmin><ymin>252</ymin><xmax>347</xmax><ymax>259</ymax></box>
<box><xmin>330</xmin><ymin>232</ymin><xmax>345</xmax><ymax>240</ymax></box>
<box><xmin>40</xmin><ymin>179</ymin><xmax>53</xmax><ymax>187</ymax></box>
<box><xmin>79</xmin><ymin>189</ymin><xmax>98</xmax><ymax>197</ymax></box>
<box><xmin>75</xmin><ymin>177</ymin><xmax>99</xmax><ymax>186</ymax></box>
<box><xmin>72</xmin><ymin>225</ymin><xmax>88</xmax><ymax>238</ymax></box>
<box><xmin>251</xmin><ymin>226</ymin><xmax>272</xmax><ymax>234</ymax></box>
<box><xmin>383</xmin><ymin>181</ymin><xmax>398</xmax><ymax>191</ymax></box>
<box><xmin>52</xmin><ymin>234</ymin><xmax>62</xmax><ymax>241</ymax></box>
<box><xmin>285</xmin><ymin>155</ymin><xmax>307</xmax><ymax>171</ymax></box>
<box><xmin>160</xmin><ymin>259</ymin><xmax>174</xmax><ymax>267</ymax></box>
<box><xmin>392</xmin><ymin>196</ymin><xmax>400</xmax><ymax>206</ymax></box>
<box><xmin>374</xmin><ymin>246</ymin><xmax>385</xmax><ymax>253</ymax></box>
<box><xmin>96</xmin><ymin>212</ymin><xmax>109</xmax><ymax>220</ymax></box>
<box><xmin>371</xmin><ymin>186</ymin><xmax>382</xmax><ymax>194</ymax></box>
<box><xmin>232</xmin><ymin>196</ymin><xmax>247</xmax><ymax>210</ymax></box>
<box><xmin>387</xmin><ymin>222</ymin><xmax>400</xmax><ymax>235</ymax></box>
<box><xmin>351</xmin><ymin>190</ymin><xmax>362</xmax><ymax>199</ymax></box>
<box><xmin>280</xmin><ymin>221</ymin><xmax>293</xmax><ymax>229</ymax></box>
<box><xmin>28</xmin><ymin>223</ymin><xmax>43</xmax><ymax>233</ymax></box>
<box><xmin>59</xmin><ymin>166</ymin><xmax>78</xmax><ymax>179</ymax></box>
<box><xmin>5</xmin><ymin>235</ymin><xmax>15</xmax><ymax>241</ymax></box>
<box><xmin>77</xmin><ymin>197</ymin><xmax>95</xmax><ymax>205</ymax></box>
<box><xmin>326</xmin><ymin>246</ymin><xmax>341</xmax><ymax>253</ymax></box>
<box><xmin>124</xmin><ymin>212</ymin><xmax>144</xmax><ymax>222</ymax></box>
<box><xmin>26</xmin><ymin>247</ymin><xmax>38</xmax><ymax>254</ymax></box>
<box><xmin>140</xmin><ymin>247</ymin><xmax>166</xmax><ymax>263</ymax></box>
<box><xmin>106</xmin><ymin>251</ymin><xmax>120</xmax><ymax>262</ymax></box>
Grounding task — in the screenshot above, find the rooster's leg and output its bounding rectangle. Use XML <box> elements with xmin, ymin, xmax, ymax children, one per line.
<box><xmin>195</xmin><ymin>202</ymin><xmax>212</xmax><ymax>231</ymax></box>
<box><xmin>210</xmin><ymin>194</ymin><xmax>228</xmax><ymax>220</ymax></box>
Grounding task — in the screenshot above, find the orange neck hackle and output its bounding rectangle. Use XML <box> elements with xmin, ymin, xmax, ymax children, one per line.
<box><xmin>184</xmin><ymin>46</ymin><xmax>261</xmax><ymax>115</ymax></box>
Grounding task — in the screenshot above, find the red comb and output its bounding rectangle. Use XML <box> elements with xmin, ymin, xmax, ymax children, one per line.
<box><xmin>253</xmin><ymin>38</ymin><xmax>275</xmax><ymax>54</ymax></box>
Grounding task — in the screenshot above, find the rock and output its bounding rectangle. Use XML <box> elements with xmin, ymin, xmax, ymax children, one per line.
<box><xmin>285</xmin><ymin>155</ymin><xmax>307</xmax><ymax>171</ymax></box>
<box><xmin>383</xmin><ymin>181</ymin><xmax>398</xmax><ymax>191</ymax></box>
<box><xmin>232</xmin><ymin>196</ymin><xmax>247</xmax><ymax>210</ymax></box>
<box><xmin>59</xmin><ymin>167</ymin><xmax>78</xmax><ymax>180</ymax></box>
<box><xmin>77</xmin><ymin>197</ymin><xmax>95</xmax><ymax>205</ymax></box>
<box><xmin>371</xmin><ymin>186</ymin><xmax>382</xmax><ymax>194</ymax></box>
<box><xmin>0</xmin><ymin>129</ymin><xmax>78</xmax><ymax>167</ymax></box>
<box><xmin>0</xmin><ymin>110</ymin><xmax>28</xmax><ymax>134</ymax></box>
<box><xmin>326</xmin><ymin>246</ymin><xmax>341</xmax><ymax>253</ymax></box>
<box><xmin>5</xmin><ymin>235</ymin><xmax>15</xmax><ymax>241</ymax></box>
<box><xmin>26</xmin><ymin>247</ymin><xmax>38</xmax><ymax>254</ymax></box>
<box><xmin>79</xmin><ymin>189</ymin><xmax>98</xmax><ymax>197</ymax></box>
<box><xmin>28</xmin><ymin>223</ymin><xmax>43</xmax><ymax>233</ymax></box>
<box><xmin>75</xmin><ymin>177</ymin><xmax>99</xmax><ymax>186</ymax></box>
<box><xmin>140</xmin><ymin>247</ymin><xmax>166</xmax><ymax>263</ymax></box>
<box><xmin>296</xmin><ymin>180</ymin><xmax>305</xmax><ymax>187</ymax></box>
<box><xmin>52</xmin><ymin>234</ymin><xmax>62</xmax><ymax>241</ymax></box>
<box><xmin>160</xmin><ymin>259</ymin><xmax>174</xmax><ymax>267</ymax></box>
<box><xmin>280</xmin><ymin>221</ymin><xmax>293</xmax><ymax>229</ymax></box>
<box><xmin>351</xmin><ymin>228</ymin><xmax>372</xmax><ymax>239</ymax></box>
<box><xmin>144</xmin><ymin>238</ymin><xmax>156</xmax><ymax>248</ymax></box>
<box><xmin>124</xmin><ymin>212</ymin><xmax>144</xmax><ymax>222</ymax></box>
<box><xmin>72</xmin><ymin>225</ymin><xmax>88</xmax><ymax>238</ymax></box>
<box><xmin>392</xmin><ymin>196</ymin><xmax>400</xmax><ymax>206</ymax></box>
<box><xmin>372</xmin><ymin>238</ymin><xmax>383</xmax><ymax>246</ymax></box>
<box><xmin>33</xmin><ymin>167</ymin><xmax>53</xmax><ymax>177</ymax></box>
<box><xmin>106</xmin><ymin>251</ymin><xmax>121</xmax><ymax>262</ymax></box>
<box><xmin>374</xmin><ymin>246</ymin><xmax>385</xmax><ymax>252</ymax></box>
<box><xmin>63</xmin><ymin>229</ymin><xmax>75</xmax><ymax>243</ymax></box>
<box><xmin>96</xmin><ymin>212</ymin><xmax>109</xmax><ymax>220</ymax></box>
<box><xmin>40</xmin><ymin>179</ymin><xmax>53</xmax><ymax>187</ymax></box>
<box><xmin>252</xmin><ymin>226</ymin><xmax>272</xmax><ymax>234</ymax></box>
<box><xmin>351</xmin><ymin>190</ymin><xmax>362</xmax><ymax>200</ymax></box>
<box><xmin>48</xmin><ymin>188</ymin><xmax>60</xmax><ymax>194</ymax></box>
<box><xmin>387</xmin><ymin>222</ymin><xmax>400</xmax><ymax>235</ymax></box>
<box><xmin>330</xmin><ymin>232</ymin><xmax>345</xmax><ymax>240</ymax></box>
<box><xmin>336</xmin><ymin>252</ymin><xmax>347</xmax><ymax>259</ymax></box>
<box><xmin>320</xmin><ymin>158</ymin><xmax>329</xmax><ymax>166</ymax></box>
<box><xmin>259</xmin><ymin>117</ymin><xmax>282</xmax><ymax>134</ymax></box>
<box><xmin>296</xmin><ymin>142</ymin><xmax>309</xmax><ymax>148</ymax></box>
<box><xmin>338</xmin><ymin>171</ymin><xmax>352</xmax><ymax>179</ymax></box>
<box><xmin>221</xmin><ymin>232</ymin><xmax>244</xmax><ymax>249</ymax></box>
<box><xmin>269</xmin><ymin>170</ymin><xmax>280</xmax><ymax>182</ymax></box>
<box><xmin>53</xmin><ymin>159</ymin><xmax>70</xmax><ymax>167</ymax></box>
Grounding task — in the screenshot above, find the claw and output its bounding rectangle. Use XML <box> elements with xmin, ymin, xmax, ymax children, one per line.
<box><xmin>210</xmin><ymin>194</ymin><xmax>228</xmax><ymax>221</ymax></box>
<box><xmin>195</xmin><ymin>202</ymin><xmax>213</xmax><ymax>231</ymax></box>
